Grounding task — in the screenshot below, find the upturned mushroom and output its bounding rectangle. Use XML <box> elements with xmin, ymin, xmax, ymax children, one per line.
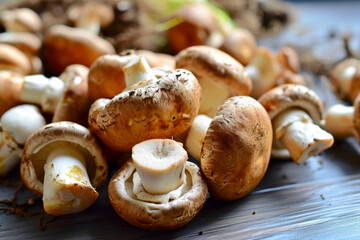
<box><xmin>0</xmin><ymin>43</ymin><xmax>31</xmax><ymax>75</ymax></box>
<box><xmin>108</xmin><ymin>139</ymin><xmax>208</xmax><ymax>230</ymax></box>
<box><xmin>0</xmin><ymin>8</ymin><xmax>42</xmax><ymax>33</ymax></box>
<box><xmin>44</xmin><ymin>24</ymin><xmax>115</xmax><ymax>75</ymax></box>
<box><xmin>0</xmin><ymin>104</ymin><xmax>46</xmax><ymax>176</ymax></box>
<box><xmin>176</xmin><ymin>45</ymin><xmax>252</xmax><ymax>117</ymax></box>
<box><xmin>330</xmin><ymin>58</ymin><xmax>360</xmax><ymax>103</ymax></box>
<box><xmin>258</xmin><ymin>84</ymin><xmax>334</xmax><ymax>164</ymax></box>
<box><xmin>0</xmin><ymin>70</ymin><xmax>23</xmax><ymax>116</ymax></box>
<box><xmin>185</xmin><ymin>96</ymin><xmax>272</xmax><ymax>201</ymax></box>
<box><xmin>323</xmin><ymin>94</ymin><xmax>360</xmax><ymax>142</ymax></box>
<box><xmin>89</xmin><ymin>56</ymin><xmax>201</xmax><ymax>152</ymax></box>
<box><xmin>20</xmin><ymin>121</ymin><xmax>108</xmax><ymax>216</ymax></box>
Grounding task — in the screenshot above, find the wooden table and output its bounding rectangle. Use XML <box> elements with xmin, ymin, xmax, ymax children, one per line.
<box><xmin>1</xmin><ymin>1</ymin><xmax>360</xmax><ymax>239</ymax></box>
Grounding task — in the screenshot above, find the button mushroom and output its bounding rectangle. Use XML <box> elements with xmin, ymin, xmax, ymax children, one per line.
<box><xmin>0</xmin><ymin>43</ymin><xmax>31</xmax><ymax>75</ymax></box>
<box><xmin>89</xmin><ymin>56</ymin><xmax>201</xmax><ymax>152</ymax></box>
<box><xmin>20</xmin><ymin>121</ymin><xmax>108</xmax><ymax>216</ymax></box>
<box><xmin>258</xmin><ymin>84</ymin><xmax>334</xmax><ymax>164</ymax></box>
<box><xmin>0</xmin><ymin>104</ymin><xmax>46</xmax><ymax>176</ymax></box>
<box><xmin>176</xmin><ymin>45</ymin><xmax>252</xmax><ymax>117</ymax></box>
<box><xmin>44</xmin><ymin>24</ymin><xmax>115</xmax><ymax>75</ymax></box>
<box><xmin>330</xmin><ymin>58</ymin><xmax>360</xmax><ymax>103</ymax></box>
<box><xmin>185</xmin><ymin>96</ymin><xmax>272</xmax><ymax>201</ymax></box>
<box><xmin>0</xmin><ymin>8</ymin><xmax>42</xmax><ymax>33</ymax></box>
<box><xmin>0</xmin><ymin>70</ymin><xmax>23</xmax><ymax>117</ymax></box>
<box><xmin>108</xmin><ymin>139</ymin><xmax>208</xmax><ymax>230</ymax></box>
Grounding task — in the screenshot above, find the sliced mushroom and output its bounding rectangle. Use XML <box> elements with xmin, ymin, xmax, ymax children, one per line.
<box><xmin>44</xmin><ymin>25</ymin><xmax>115</xmax><ymax>75</ymax></box>
<box><xmin>330</xmin><ymin>58</ymin><xmax>360</xmax><ymax>103</ymax></box>
<box><xmin>185</xmin><ymin>96</ymin><xmax>272</xmax><ymax>201</ymax></box>
<box><xmin>0</xmin><ymin>8</ymin><xmax>42</xmax><ymax>33</ymax></box>
<box><xmin>108</xmin><ymin>139</ymin><xmax>207</xmax><ymax>230</ymax></box>
<box><xmin>89</xmin><ymin>60</ymin><xmax>201</xmax><ymax>152</ymax></box>
<box><xmin>176</xmin><ymin>45</ymin><xmax>252</xmax><ymax>117</ymax></box>
<box><xmin>0</xmin><ymin>43</ymin><xmax>31</xmax><ymax>75</ymax></box>
<box><xmin>0</xmin><ymin>104</ymin><xmax>46</xmax><ymax>176</ymax></box>
<box><xmin>0</xmin><ymin>71</ymin><xmax>23</xmax><ymax>116</ymax></box>
<box><xmin>20</xmin><ymin>121</ymin><xmax>108</xmax><ymax>216</ymax></box>
<box><xmin>258</xmin><ymin>84</ymin><xmax>334</xmax><ymax>164</ymax></box>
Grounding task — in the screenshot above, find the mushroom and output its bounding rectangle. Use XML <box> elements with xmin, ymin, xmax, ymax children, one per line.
<box><xmin>89</xmin><ymin>56</ymin><xmax>201</xmax><ymax>152</ymax></box>
<box><xmin>258</xmin><ymin>84</ymin><xmax>334</xmax><ymax>164</ymax></box>
<box><xmin>219</xmin><ymin>28</ymin><xmax>257</xmax><ymax>66</ymax></box>
<box><xmin>277</xmin><ymin>46</ymin><xmax>300</xmax><ymax>74</ymax></box>
<box><xmin>44</xmin><ymin>24</ymin><xmax>115</xmax><ymax>75</ymax></box>
<box><xmin>0</xmin><ymin>8</ymin><xmax>42</xmax><ymax>33</ymax></box>
<box><xmin>185</xmin><ymin>96</ymin><xmax>272</xmax><ymax>201</ymax></box>
<box><xmin>0</xmin><ymin>32</ymin><xmax>42</xmax><ymax>74</ymax></box>
<box><xmin>330</xmin><ymin>58</ymin><xmax>360</xmax><ymax>103</ymax></box>
<box><xmin>176</xmin><ymin>45</ymin><xmax>252</xmax><ymax>117</ymax></box>
<box><xmin>20</xmin><ymin>121</ymin><xmax>108</xmax><ymax>216</ymax></box>
<box><xmin>323</xmin><ymin>94</ymin><xmax>360</xmax><ymax>142</ymax></box>
<box><xmin>67</xmin><ymin>2</ymin><xmax>114</xmax><ymax>35</ymax></box>
<box><xmin>0</xmin><ymin>70</ymin><xmax>23</xmax><ymax>116</ymax></box>
<box><xmin>108</xmin><ymin>138</ymin><xmax>208</xmax><ymax>230</ymax></box>
<box><xmin>0</xmin><ymin>43</ymin><xmax>31</xmax><ymax>75</ymax></box>
<box><xmin>0</xmin><ymin>104</ymin><xmax>46</xmax><ymax>176</ymax></box>
<box><xmin>134</xmin><ymin>50</ymin><xmax>175</xmax><ymax>71</ymax></box>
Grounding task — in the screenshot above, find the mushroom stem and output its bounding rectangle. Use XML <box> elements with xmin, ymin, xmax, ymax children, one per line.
<box><xmin>75</xmin><ymin>18</ymin><xmax>101</xmax><ymax>35</ymax></box>
<box><xmin>132</xmin><ymin>139</ymin><xmax>187</xmax><ymax>195</ymax></box>
<box><xmin>323</xmin><ymin>104</ymin><xmax>354</xmax><ymax>138</ymax></box>
<box><xmin>43</xmin><ymin>145</ymin><xmax>98</xmax><ymax>216</ymax></box>
<box><xmin>273</xmin><ymin>108</ymin><xmax>334</xmax><ymax>164</ymax></box>
<box><xmin>185</xmin><ymin>114</ymin><xmax>212</xmax><ymax>160</ymax></box>
<box><xmin>20</xmin><ymin>75</ymin><xmax>65</xmax><ymax>113</ymax></box>
<box><xmin>0</xmin><ymin>132</ymin><xmax>22</xmax><ymax>176</ymax></box>
<box><xmin>123</xmin><ymin>56</ymin><xmax>158</xmax><ymax>91</ymax></box>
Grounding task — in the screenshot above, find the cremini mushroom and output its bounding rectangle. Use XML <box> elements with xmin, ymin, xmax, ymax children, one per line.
<box><xmin>20</xmin><ymin>121</ymin><xmax>108</xmax><ymax>216</ymax></box>
<box><xmin>89</xmin><ymin>56</ymin><xmax>201</xmax><ymax>152</ymax></box>
<box><xmin>0</xmin><ymin>43</ymin><xmax>31</xmax><ymax>75</ymax></box>
<box><xmin>258</xmin><ymin>84</ymin><xmax>334</xmax><ymax>164</ymax></box>
<box><xmin>277</xmin><ymin>46</ymin><xmax>300</xmax><ymax>74</ymax></box>
<box><xmin>185</xmin><ymin>96</ymin><xmax>272</xmax><ymax>201</ymax></box>
<box><xmin>67</xmin><ymin>2</ymin><xmax>114</xmax><ymax>35</ymax></box>
<box><xmin>176</xmin><ymin>45</ymin><xmax>252</xmax><ymax>117</ymax></box>
<box><xmin>108</xmin><ymin>139</ymin><xmax>208</xmax><ymax>230</ymax></box>
<box><xmin>0</xmin><ymin>8</ymin><xmax>42</xmax><ymax>33</ymax></box>
<box><xmin>44</xmin><ymin>24</ymin><xmax>115</xmax><ymax>75</ymax></box>
<box><xmin>330</xmin><ymin>58</ymin><xmax>360</xmax><ymax>103</ymax></box>
<box><xmin>323</xmin><ymin>94</ymin><xmax>360</xmax><ymax>142</ymax></box>
<box><xmin>0</xmin><ymin>70</ymin><xmax>23</xmax><ymax>116</ymax></box>
<box><xmin>0</xmin><ymin>104</ymin><xmax>46</xmax><ymax>176</ymax></box>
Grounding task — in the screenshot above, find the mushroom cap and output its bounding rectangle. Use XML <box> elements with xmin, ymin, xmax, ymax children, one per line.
<box><xmin>0</xmin><ymin>43</ymin><xmax>31</xmax><ymax>75</ymax></box>
<box><xmin>330</xmin><ymin>58</ymin><xmax>360</xmax><ymax>103</ymax></box>
<box><xmin>44</xmin><ymin>25</ymin><xmax>115</xmax><ymax>75</ymax></box>
<box><xmin>108</xmin><ymin>160</ymin><xmax>208</xmax><ymax>230</ymax></box>
<box><xmin>0</xmin><ymin>8</ymin><xmax>42</xmax><ymax>33</ymax></box>
<box><xmin>89</xmin><ymin>69</ymin><xmax>201</xmax><ymax>152</ymax></box>
<box><xmin>0</xmin><ymin>32</ymin><xmax>41</xmax><ymax>56</ymax></box>
<box><xmin>176</xmin><ymin>45</ymin><xmax>252</xmax><ymax>96</ymax></box>
<box><xmin>52</xmin><ymin>64</ymin><xmax>91</xmax><ymax>126</ymax></box>
<box><xmin>258</xmin><ymin>84</ymin><xmax>323</xmax><ymax>124</ymax></box>
<box><xmin>353</xmin><ymin>93</ymin><xmax>360</xmax><ymax>143</ymax></box>
<box><xmin>167</xmin><ymin>3</ymin><xmax>217</xmax><ymax>54</ymax></box>
<box><xmin>219</xmin><ymin>28</ymin><xmax>257</xmax><ymax>66</ymax></box>
<box><xmin>277</xmin><ymin>46</ymin><xmax>300</xmax><ymax>73</ymax></box>
<box><xmin>134</xmin><ymin>50</ymin><xmax>175</xmax><ymax>71</ymax></box>
<box><xmin>20</xmin><ymin>121</ymin><xmax>108</xmax><ymax>197</ymax></box>
<box><xmin>200</xmin><ymin>96</ymin><xmax>272</xmax><ymax>201</ymax></box>
<box><xmin>88</xmin><ymin>54</ymin><xmax>137</xmax><ymax>101</ymax></box>
<box><xmin>0</xmin><ymin>70</ymin><xmax>23</xmax><ymax>116</ymax></box>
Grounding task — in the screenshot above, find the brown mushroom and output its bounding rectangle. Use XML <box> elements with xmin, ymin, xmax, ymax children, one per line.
<box><xmin>330</xmin><ymin>58</ymin><xmax>360</xmax><ymax>103</ymax></box>
<box><xmin>0</xmin><ymin>70</ymin><xmax>23</xmax><ymax>116</ymax></box>
<box><xmin>258</xmin><ymin>84</ymin><xmax>334</xmax><ymax>164</ymax></box>
<box><xmin>0</xmin><ymin>104</ymin><xmax>46</xmax><ymax>176</ymax></box>
<box><xmin>185</xmin><ymin>96</ymin><xmax>272</xmax><ymax>201</ymax></box>
<box><xmin>89</xmin><ymin>57</ymin><xmax>201</xmax><ymax>152</ymax></box>
<box><xmin>67</xmin><ymin>2</ymin><xmax>114</xmax><ymax>35</ymax></box>
<box><xmin>0</xmin><ymin>43</ymin><xmax>31</xmax><ymax>75</ymax></box>
<box><xmin>176</xmin><ymin>45</ymin><xmax>252</xmax><ymax>117</ymax></box>
<box><xmin>44</xmin><ymin>25</ymin><xmax>115</xmax><ymax>75</ymax></box>
<box><xmin>0</xmin><ymin>8</ymin><xmax>42</xmax><ymax>33</ymax></box>
<box><xmin>277</xmin><ymin>46</ymin><xmax>301</xmax><ymax>74</ymax></box>
<box><xmin>20</xmin><ymin>121</ymin><xmax>108</xmax><ymax>216</ymax></box>
<box><xmin>219</xmin><ymin>28</ymin><xmax>257</xmax><ymax>66</ymax></box>
<box><xmin>108</xmin><ymin>139</ymin><xmax>207</xmax><ymax>230</ymax></box>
